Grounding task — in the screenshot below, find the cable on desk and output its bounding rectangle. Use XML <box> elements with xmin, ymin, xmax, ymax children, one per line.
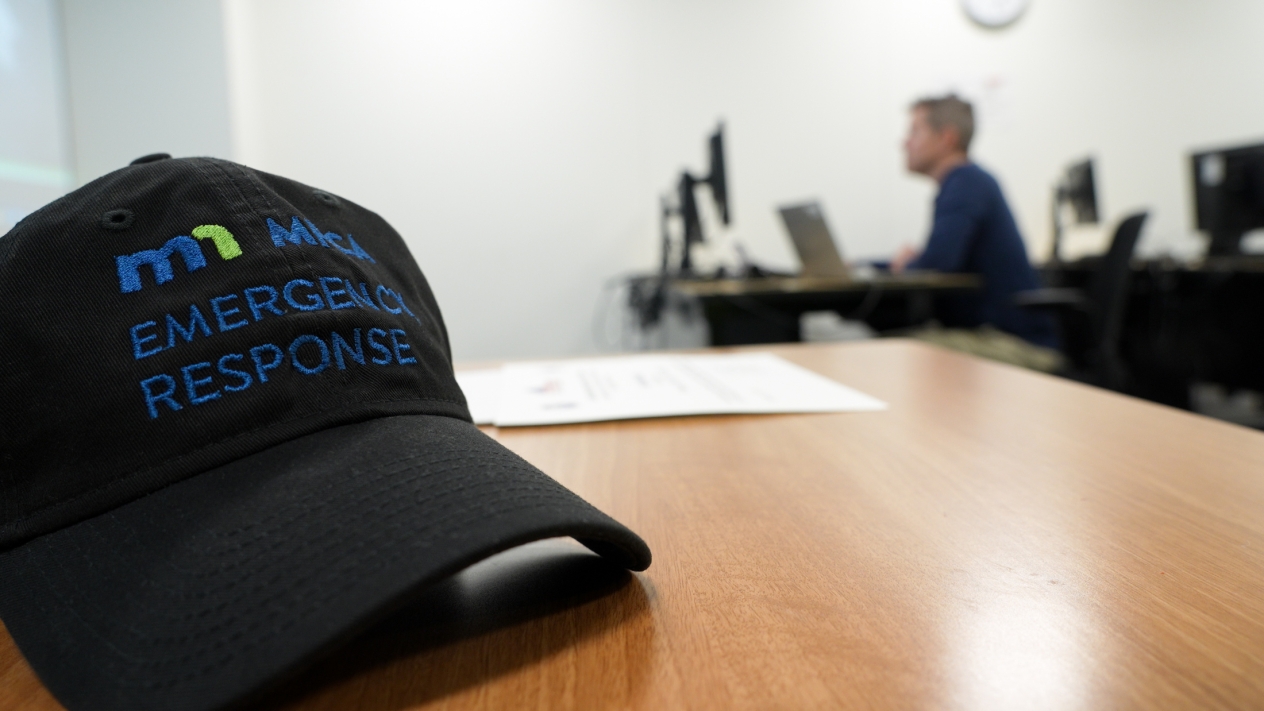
<box><xmin>846</xmin><ymin>282</ymin><xmax>884</xmax><ymax>321</ymax></box>
<box><xmin>594</xmin><ymin>272</ymin><xmax>648</xmax><ymax>352</ymax></box>
<box><xmin>607</xmin><ymin>274</ymin><xmax>712</xmax><ymax>351</ymax></box>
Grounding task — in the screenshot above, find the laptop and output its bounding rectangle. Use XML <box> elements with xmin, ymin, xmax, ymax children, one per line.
<box><xmin>777</xmin><ymin>201</ymin><xmax>849</xmax><ymax>278</ymax></box>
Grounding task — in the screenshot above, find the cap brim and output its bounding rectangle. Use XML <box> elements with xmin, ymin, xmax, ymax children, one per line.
<box><xmin>0</xmin><ymin>414</ymin><xmax>650</xmax><ymax>711</ymax></box>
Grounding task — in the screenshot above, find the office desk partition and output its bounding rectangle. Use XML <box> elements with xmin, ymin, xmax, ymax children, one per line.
<box><xmin>661</xmin><ymin>273</ymin><xmax>980</xmax><ymax>345</ymax></box>
<box><xmin>4</xmin><ymin>340</ymin><xmax>1264</xmax><ymax>710</ymax></box>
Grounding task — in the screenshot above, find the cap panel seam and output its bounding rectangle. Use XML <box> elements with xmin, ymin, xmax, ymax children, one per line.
<box><xmin>212</xmin><ymin>159</ymin><xmax>324</xmax><ymax>283</ymax></box>
<box><xmin>194</xmin><ymin>160</ymin><xmax>302</xmax><ymax>285</ymax></box>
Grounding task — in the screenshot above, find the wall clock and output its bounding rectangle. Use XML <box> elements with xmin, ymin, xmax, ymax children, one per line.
<box><xmin>961</xmin><ymin>0</ymin><xmax>1030</xmax><ymax>28</ymax></box>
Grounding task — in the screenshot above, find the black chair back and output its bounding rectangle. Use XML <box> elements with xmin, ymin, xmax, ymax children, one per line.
<box><xmin>1088</xmin><ymin>211</ymin><xmax>1147</xmax><ymax>388</ymax></box>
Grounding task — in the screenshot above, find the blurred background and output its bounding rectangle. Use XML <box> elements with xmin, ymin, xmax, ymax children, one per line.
<box><xmin>4</xmin><ymin>0</ymin><xmax>1264</xmax><ymax>361</ymax></box>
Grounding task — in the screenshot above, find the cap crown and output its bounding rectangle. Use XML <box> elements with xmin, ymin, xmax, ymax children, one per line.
<box><xmin>0</xmin><ymin>158</ymin><xmax>469</xmax><ymax>548</ymax></box>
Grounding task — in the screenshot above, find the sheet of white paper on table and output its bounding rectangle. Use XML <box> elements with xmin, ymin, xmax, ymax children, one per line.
<box><xmin>457</xmin><ymin>353</ymin><xmax>885</xmax><ymax>427</ymax></box>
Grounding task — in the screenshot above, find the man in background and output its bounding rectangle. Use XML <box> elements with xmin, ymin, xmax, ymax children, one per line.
<box><xmin>892</xmin><ymin>94</ymin><xmax>1060</xmax><ymax>370</ymax></box>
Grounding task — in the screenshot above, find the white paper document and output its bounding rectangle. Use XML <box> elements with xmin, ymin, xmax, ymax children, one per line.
<box><xmin>457</xmin><ymin>353</ymin><xmax>886</xmax><ymax>427</ymax></box>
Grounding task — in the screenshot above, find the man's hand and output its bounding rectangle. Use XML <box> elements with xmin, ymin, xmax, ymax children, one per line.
<box><xmin>891</xmin><ymin>245</ymin><xmax>919</xmax><ymax>274</ymax></box>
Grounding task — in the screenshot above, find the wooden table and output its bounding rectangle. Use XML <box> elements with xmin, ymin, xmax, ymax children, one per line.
<box><xmin>5</xmin><ymin>340</ymin><xmax>1264</xmax><ymax>710</ymax></box>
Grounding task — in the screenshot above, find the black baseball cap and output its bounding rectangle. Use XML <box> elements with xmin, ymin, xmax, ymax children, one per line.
<box><xmin>0</xmin><ymin>156</ymin><xmax>651</xmax><ymax>711</ymax></box>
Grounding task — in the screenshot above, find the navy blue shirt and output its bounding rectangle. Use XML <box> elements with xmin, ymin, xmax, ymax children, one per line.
<box><xmin>909</xmin><ymin>163</ymin><xmax>1057</xmax><ymax>349</ymax></box>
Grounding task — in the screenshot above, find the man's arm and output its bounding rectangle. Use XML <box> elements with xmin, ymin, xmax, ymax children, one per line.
<box><xmin>906</xmin><ymin>196</ymin><xmax>981</xmax><ymax>272</ymax></box>
<box><xmin>891</xmin><ymin>245</ymin><xmax>919</xmax><ymax>273</ymax></box>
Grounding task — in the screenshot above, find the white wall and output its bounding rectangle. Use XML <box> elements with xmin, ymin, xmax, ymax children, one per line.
<box><xmin>0</xmin><ymin>0</ymin><xmax>74</xmax><ymax>232</ymax></box>
<box><xmin>60</xmin><ymin>0</ymin><xmax>232</xmax><ymax>183</ymax></box>
<box><xmin>226</xmin><ymin>1</ymin><xmax>1264</xmax><ymax>359</ymax></box>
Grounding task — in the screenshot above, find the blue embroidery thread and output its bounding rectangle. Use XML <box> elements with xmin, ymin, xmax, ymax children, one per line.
<box><xmin>131</xmin><ymin>321</ymin><xmax>162</xmax><ymax>359</ymax></box>
<box><xmin>389</xmin><ymin>329</ymin><xmax>417</xmax><ymax>364</ymax></box>
<box><xmin>289</xmin><ymin>334</ymin><xmax>330</xmax><ymax>375</ymax></box>
<box><xmin>376</xmin><ymin>285</ymin><xmax>402</xmax><ymax>314</ymax></box>
<box><xmin>332</xmin><ymin>329</ymin><xmax>365</xmax><ymax>369</ymax></box>
<box><xmin>267</xmin><ymin>217</ymin><xmax>320</xmax><ymax>247</ymax></box>
<box><xmin>243</xmin><ymin>285</ymin><xmax>286</xmax><ymax>321</ymax></box>
<box><xmin>367</xmin><ymin>328</ymin><xmax>392</xmax><ymax>364</ymax></box>
<box><xmin>282</xmin><ymin>279</ymin><xmax>325</xmax><ymax>311</ymax></box>
<box><xmin>181</xmin><ymin>362</ymin><xmax>221</xmax><ymax>405</ymax></box>
<box><xmin>165</xmin><ymin>305</ymin><xmax>213</xmax><ymax>349</ymax></box>
<box><xmin>140</xmin><ymin>375</ymin><xmax>183</xmax><ymax>419</ymax></box>
<box><xmin>210</xmin><ymin>294</ymin><xmax>250</xmax><ymax>331</ymax></box>
<box><xmin>319</xmin><ymin>276</ymin><xmax>356</xmax><ymax>309</ymax></box>
<box><xmin>116</xmin><ymin>235</ymin><xmax>207</xmax><ymax>293</ymax></box>
<box><xmin>349</xmin><ymin>281</ymin><xmax>380</xmax><ymax>310</ymax></box>
<box><xmin>250</xmin><ymin>344</ymin><xmax>284</xmax><ymax>383</ymax></box>
<box><xmin>268</xmin><ymin>215</ymin><xmax>374</xmax><ymax>262</ymax></box>
<box><xmin>302</xmin><ymin>217</ymin><xmax>375</xmax><ymax>263</ymax></box>
<box><xmin>217</xmin><ymin>354</ymin><xmax>253</xmax><ymax>392</ymax></box>
<box><xmin>138</xmin><ymin>325</ymin><xmax>422</xmax><ymax>418</ymax></box>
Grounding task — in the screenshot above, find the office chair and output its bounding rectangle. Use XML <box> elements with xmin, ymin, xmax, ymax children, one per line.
<box><xmin>1016</xmin><ymin>211</ymin><xmax>1149</xmax><ymax>391</ymax></box>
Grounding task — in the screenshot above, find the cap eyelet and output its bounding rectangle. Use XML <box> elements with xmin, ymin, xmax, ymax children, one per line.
<box><xmin>101</xmin><ymin>209</ymin><xmax>135</xmax><ymax>231</ymax></box>
<box><xmin>312</xmin><ymin>190</ymin><xmax>340</xmax><ymax>208</ymax></box>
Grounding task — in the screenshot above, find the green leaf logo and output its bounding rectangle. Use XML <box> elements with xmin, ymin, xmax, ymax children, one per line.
<box><xmin>191</xmin><ymin>224</ymin><xmax>242</xmax><ymax>260</ymax></box>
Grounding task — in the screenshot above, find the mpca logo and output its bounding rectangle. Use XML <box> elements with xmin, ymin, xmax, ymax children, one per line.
<box><xmin>116</xmin><ymin>225</ymin><xmax>241</xmax><ymax>294</ymax></box>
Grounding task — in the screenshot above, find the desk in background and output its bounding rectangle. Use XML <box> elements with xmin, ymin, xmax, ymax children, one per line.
<box><xmin>6</xmin><ymin>340</ymin><xmax>1264</xmax><ymax>710</ymax></box>
<box><xmin>635</xmin><ymin>272</ymin><xmax>980</xmax><ymax>345</ymax></box>
<box><xmin>1045</xmin><ymin>256</ymin><xmax>1264</xmax><ymax>408</ymax></box>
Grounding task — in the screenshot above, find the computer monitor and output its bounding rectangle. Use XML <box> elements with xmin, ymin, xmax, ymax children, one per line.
<box><xmin>1049</xmin><ymin>157</ymin><xmax>1099</xmax><ymax>262</ymax></box>
<box><xmin>1191</xmin><ymin>143</ymin><xmax>1264</xmax><ymax>256</ymax></box>
<box><xmin>641</xmin><ymin>125</ymin><xmax>732</xmax><ymax>328</ymax></box>
<box><xmin>705</xmin><ymin>126</ymin><xmax>730</xmax><ymax>225</ymax></box>
<box><xmin>1061</xmin><ymin>159</ymin><xmax>1098</xmax><ymax>224</ymax></box>
<box><xmin>678</xmin><ymin>173</ymin><xmax>702</xmax><ymax>259</ymax></box>
<box><xmin>668</xmin><ymin>122</ymin><xmax>731</xmax><ymax>273</ymax></box>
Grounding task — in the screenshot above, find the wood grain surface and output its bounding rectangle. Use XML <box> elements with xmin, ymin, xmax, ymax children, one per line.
<box><xmin>4</xmin><ymin>340</ymin><xmax>1264</xmax><ymax>710</ymax></box>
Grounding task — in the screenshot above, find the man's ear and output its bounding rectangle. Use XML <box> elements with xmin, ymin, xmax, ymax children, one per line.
<box><xmin>940</xmin><ymin>126</ymin><xmax>963</xmax><ymax>153</ymax></box>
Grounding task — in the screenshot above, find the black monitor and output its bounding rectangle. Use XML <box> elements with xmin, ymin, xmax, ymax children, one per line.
<box><xmin>1191</xmin><ymin>143</ymin><xmax>1264</xmax><ymax>256</ymax></box>
<box><xmin>678</xmin><ymin>173</ymin><xmax>702</xmax><ymax>259</ymax></box>
<box><xmin>705</xmin><ymin>125</ymin><xmax>730</xmax><ymax>225</ymax></box>
<box><xmin>671</xmin><ymin>122</ymin><xmax>731</xmax><ymax>273</ymax></box>
<box><xmin>1049</xmin><ymin>157</ymin><xmax>1098</xmax><ymax>262</ymax></box>
<box><xmin>1060</xmin><ymin>159</ymin><xmax>1098</xmax><ymax>224</ymax></box>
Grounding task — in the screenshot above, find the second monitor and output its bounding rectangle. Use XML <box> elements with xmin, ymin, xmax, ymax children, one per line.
<box><xmin>1191</xmin><ymin>142</ymin><xmax>1264</xmax><ymax>256</ymax></box>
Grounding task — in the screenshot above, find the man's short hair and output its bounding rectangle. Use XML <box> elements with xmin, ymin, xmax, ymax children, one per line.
<box><xmin>912</xmin><ymin>94</ymin><xmax>975</xmax><ymax>153</ymax></box>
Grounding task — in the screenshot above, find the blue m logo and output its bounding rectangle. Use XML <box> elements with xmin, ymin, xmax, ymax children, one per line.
<box><xmin>115</xmin><ymin>225</ymin><xmax>242</xmax><ymax>293</ymax></box>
